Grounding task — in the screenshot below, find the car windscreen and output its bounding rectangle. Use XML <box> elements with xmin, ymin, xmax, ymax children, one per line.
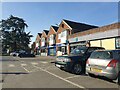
<box><xmin>90</xmin><ymin>51</ymin><xmax>113</xmax><ymax>59</ymax></box>
<box><xmin>70</xmin><ymin>47</ymin><xmax>87</xmax><ymax>55</ymax></box>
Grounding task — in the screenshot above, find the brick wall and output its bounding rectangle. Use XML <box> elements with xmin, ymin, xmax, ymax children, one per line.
<box><xmin>48</xmin><ymin>26</ymin><xmax>56</xmax><ymax>45</ymax></box>
<box><xmin>68</xmin><ymin>22</ymin><xmax>120</xmax><ymax>39</ymax></box>
<box><xmin>41</xmin><ymin>31</ymin><xmax>48</xmax><ymax>46</ymax></box>
<box><xmin>35</xmin><ymin>34</ymin><xmax>41</xmax><ymax>47</ymax></box>
<box><xmin>56</xmin><ymin>21</ymin><xmax>72</xmax><ymax>44</ymax></box>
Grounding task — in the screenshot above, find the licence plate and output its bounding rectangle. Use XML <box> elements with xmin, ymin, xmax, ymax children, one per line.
<box><xmin>91</xmin><ymin>68</ymin><xmax>102</xmax><ymax>73</ymax></box>
<box><xmin>55</xmin><ymin>64</ymin><xmax>61</xmax><ymax>68</ymax></box>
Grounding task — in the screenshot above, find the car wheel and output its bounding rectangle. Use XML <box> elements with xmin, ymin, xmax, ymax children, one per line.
<box><xmin>19</xmin><ymin>55</ymin><xmax>22</xmax><ymax>58</ymax></box>
<box><xmin>72</xmin><ymin>63</ymin><xmax>83</xmax><ymax>75</ymax></box>
<box><xmin>118</xmin><ymin>72</ymin><xmax>120</xmax><ymax>85</ymax></box>
<box><xmin>13</xmin><ymin>54</ymin><xmax>16</xmax><ymax>57</ymax></box>
<box><xmin>113</xmin><ymin>72</ymin><xmax>120</xmax><ymax>85</ymax></box>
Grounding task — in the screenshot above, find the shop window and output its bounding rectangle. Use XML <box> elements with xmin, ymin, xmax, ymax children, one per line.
<box><xmin>58</xmin><ymin>33</ymin><xmax>61</xmax><ymax>39</ymax></box>
<box><xmin>116</xmin><ymin>37</ymin><xmax>120</xmax><ymax>49</ymax></box>
<box><xmin>41</xmin><ymin>38</ymin><xmax>45</xmax><ymax>42</ymax></box>
<box><xmin>61</xmin><ymin>47</ymin><xmax>65</xmax><ymax>52</ymax></box>
<box><xmin>61</xmin><ymin>30</ymin><xmax>67</xmax><ymax>37</ymax></box>
<box><xmin>41</xmin><ymin>49</ymin><xmax>46</xmax><ymax>53</ymax></box>
<box><xmin>58</xmin><ymin>47</ymin><xmax>61</xmax><ymax>51</ymax></box>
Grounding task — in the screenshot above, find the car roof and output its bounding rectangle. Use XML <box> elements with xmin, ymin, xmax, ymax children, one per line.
<box><xmin>94</xmin><ymin>49</ymin><xmax>120</xmax><ymax>52</ymax></box>
<box><xmin>76</xmin><ymin>46</ymin><xmax>105</xmax><ymax>49</ymax></box>
<box><xmin>88</xmin><ymin>46</ymin><xmax>104</xmax><ymax>48</ymax></box>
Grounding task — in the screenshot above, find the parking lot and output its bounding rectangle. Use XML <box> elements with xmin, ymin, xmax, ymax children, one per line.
<box><xmin>1</xmin><ymin>56</ymin><xmax>120</xmax><ymax>89</ymax></box>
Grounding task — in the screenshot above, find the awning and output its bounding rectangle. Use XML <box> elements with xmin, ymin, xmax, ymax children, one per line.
<box><xmin>56</xmin><ymin>44</ymin><xmax>66</xmax><ymax>47</ymax></box>
<box><xmin>48</xmin><ymin>45</ymin><xmax>56</xmax><ymax>48</ymax></box>
<box><xmin>41</xmin><ymin>46</ymin><xmax>47</xmax><ymax>49</ymax></box>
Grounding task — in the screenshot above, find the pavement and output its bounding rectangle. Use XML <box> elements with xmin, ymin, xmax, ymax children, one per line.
<box><xmin>0</xmin><ymin>56</ymin><xmax>120</xmax><ymax>89</ymax></box>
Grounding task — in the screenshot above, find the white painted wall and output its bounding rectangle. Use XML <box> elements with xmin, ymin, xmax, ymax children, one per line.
<box><xmin>36</xmin><ymin>43</ymin><xmax>39</xmax><ymax>47</ymax></box>
<box><xmin>41</xmin><ymin>42</ymin><xmax>45</xmax><ymax>46</ymax></box>
<box><xmin>69</xmin><ymin>29</ymin><xmax>119</xmax><ymax>43</ymax></box>
<box><xmin>41</xmin><ymin>37</ymin><xmax>45</xmax><ymax>46</ymax></box>
<box><xmin>60</xmin><ymin>30</ymin><xmax>67</xmax><ymax>43</ymax></box>
<box><xmin>49</xmin><ymin>35</ymin><xmax>55</xmax><ymax>45</ymax></box>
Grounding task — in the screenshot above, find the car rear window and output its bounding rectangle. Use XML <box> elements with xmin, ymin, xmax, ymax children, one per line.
<box><xmin>87</xmin><ymin>47</ymin><xmax>105</xmax><ymax>53</ymax></box>
<box><xmin>90</xmin><ymin>51</ymin><xmax>113</xmax><ymax>59</ymax></box>
<box><xmin>116</xmin><ymin>50</ymin><xmax>120</xmax><ymax>59</ymax></box>
<box><xmin>70</xmin><ymin>47</ymin><xmax>87</xmax><ymax>55</ymax></box>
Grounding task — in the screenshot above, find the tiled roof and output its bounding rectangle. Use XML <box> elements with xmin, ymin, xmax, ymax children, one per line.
<box><xmin>43</xmin><ymin>30</ymin><xmax>49</xmax><ymax>35</ymax></box>
<box><xmin>68</xmin><ymin>22</ymin><xmax>120</xmax><ymax>39</ymax></box>
<box><xmin>38</xmin><ymin>33</ymin><xmax>42</xmax><ymax>37</ymax></box>
<box><xmin>51</xmin><ymin>26</ymin><xmax>59</xmax><ymax>32</ymax></box>
<box><xmin>63</xmin><ymin>19</ymin><xmax>98</xmax><ymax>33</ymax></box>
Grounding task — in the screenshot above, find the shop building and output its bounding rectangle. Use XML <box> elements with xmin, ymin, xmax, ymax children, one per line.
<box><xmin>35</xmin><ymin>33</ymin><xmax>42</xmax><ymax>55</ymax></box>
<box><xmin>31</xmin><ymin>42</ymin><xmax>36</xmax><ymax>54</ymax></box>
<box><xmin>41</xmin><ymin>30</ymin><xmax>49</xmax><ymax>56</ymax></box>
<box><xmin>56</xmin><ymin>19</ymin><xmax>98</xmax><ymax>56</ymax></box>
<box><xmin>47</xmin><ymin>26</ymin><xmax>58</xmax><ymax>56</ymax></box>
<box><xmin>68</xmin><ymin>22</ymin><xmax>120</xmax><ymax>52</ymax></box>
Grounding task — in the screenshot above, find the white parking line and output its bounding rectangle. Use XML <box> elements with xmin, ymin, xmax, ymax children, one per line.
<box><xmin>8</xmin><ymin>64</ymin><xmax>15</xmax><ymax>67</ymax></box>
<box><xmin>21</xmin><ymin>66</ymin><xmax>30</xmax><ymax>73</ymax></box>
<box><xmin>40</xmin><ymin>61</ymin><xmax>48</xmax><ymax>64</ymax></box>
<box><xmin>21</xmin><ymin>64</ymin><xmax>27</xmax><ymax>66</ymax></box>
<box><xmin>33</xmin><ymin>65</ymin><xmax>86</xmax><ymax>89</ymax></box>
<box><xmin>31</xmin><ymin>62</ymin><xmax>38</xmax><ymax>65</ymax></box>
<box><xmin>65</xmin><ymin>75</ymin><xmax>81</xmax><ymax>80</ymax></box>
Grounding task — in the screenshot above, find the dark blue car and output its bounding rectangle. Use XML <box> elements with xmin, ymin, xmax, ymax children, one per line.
<box><xmin>55</xmin><ymin>46</ymin><xmax>105</xmax><ymax>75</ymax></box>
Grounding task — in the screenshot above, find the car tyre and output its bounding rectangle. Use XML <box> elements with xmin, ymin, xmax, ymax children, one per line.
<box><xmin>72</xmin><ymin>63</ymin><xmax>83</xmax><ymax>75</ymax></box>
<box><xmin>13</xmin><ymin>54</ymin><xmax>16</xmax><ymax>57</ymax></box>
<box><xmin>114</xmin><ymin>72</ymin><xmax>120</xmax><ymax>85</ymax></box>
<box><xmin>19</xmin><ymin>55</ymin><xmax>22</xmax><ymax>58</ymax></box>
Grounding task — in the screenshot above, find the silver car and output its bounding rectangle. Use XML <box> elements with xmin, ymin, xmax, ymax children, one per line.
<box><xmin>86</xmin><ymin>50</ymin><xmax>120</xmax><ymax>84</ymax></box>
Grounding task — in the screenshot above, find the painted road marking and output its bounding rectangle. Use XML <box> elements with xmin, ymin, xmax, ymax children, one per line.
<box><xmin>40</xmin><ymin>61</ymin><xmax>48</xmax><ymax>64</ymax></box>
<box><xmin>21</xmin><ymin>64</ymin><xmax>27</xmax><ymax>66</ymax></box>
<box><xmin>21</xmin><ymin>66</ymin><xmax>30</xmax><ymax>73</ymax></box>
<box><xmin>8</xmin><ymin>64</ymin><xmax>15</xmax><ymax>67</ymax></box>
<box><xmin>33</xmin><ymin>65</ymin><xmax>86</xmax><ymax>89</ymax></box>
<box><xmin>65</xmin><ymin>75</ymin><xmax>81</xmax><ymax>80</ymax></box>
<box><xmin>21</xmin><ymin>65</ymin><xmax>42</xmax><ymax>73</ymax></box>
<box><xmin>31</xmin><ymin>62</ymin><xmax>38</xmax><ymax>65</ymax></box>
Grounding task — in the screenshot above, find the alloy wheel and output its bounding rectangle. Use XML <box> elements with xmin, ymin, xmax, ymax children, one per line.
<box><xmin>73</xmin><ymin>64</ymin><xmax>82</xmax><ymax>74</ymax></box>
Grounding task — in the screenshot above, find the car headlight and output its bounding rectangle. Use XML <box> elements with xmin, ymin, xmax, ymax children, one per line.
<box><xmin>63</xmin><ymin>58</ymin><xmax>71</xmax><ymax>62</ymax></box>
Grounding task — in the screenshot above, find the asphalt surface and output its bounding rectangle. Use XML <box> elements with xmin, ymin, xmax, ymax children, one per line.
<box><xmin>0</xmin><ymin>56</ymin><xmax>120</xmax><ymax>89</ymax></box>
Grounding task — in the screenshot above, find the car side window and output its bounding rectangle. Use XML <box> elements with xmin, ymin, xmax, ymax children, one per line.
<box><xmin>117</xmin><ymin>51</ymin><xmax>120</xmax><ymax>59</ymax></box>
<box><xmin>113</xmin><ymin>51</ymin><xmax>120</xmax><ymax>60</ymax></box>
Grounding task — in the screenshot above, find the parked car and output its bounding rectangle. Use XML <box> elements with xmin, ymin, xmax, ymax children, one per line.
<box><xmin>55</xmin><ymin>46</ymin><xmax>105</xmax><ymax>74</ymax></box>
<box><xmin>10</xmin><ymin>50</ymin><xmax>26</xmax><ymax>56</ymax></box>
<box><xmin>10</xmin><ymin>51</ymin><xmax>19</xmax><ymax>56</ymax></box>
<box><xmin>86</xmin><ymin>50</ymin><xmax>120</xmax><ymax>85</ymax></box>
<box><xmin>18</xmin><ymin>52</ymin><xmax>35</xmax><ymax>58</ymax></box>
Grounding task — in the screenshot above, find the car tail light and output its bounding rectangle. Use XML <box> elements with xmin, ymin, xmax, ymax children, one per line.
<box><xmin>86</xmin><ymin>59</ymin><xmax>89</xmax><ymax>64</ymax></box>
<box><xmin>107</xmin><ymin>59</ymin><xmax>118</xmax><ymax>68</ymax></box>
